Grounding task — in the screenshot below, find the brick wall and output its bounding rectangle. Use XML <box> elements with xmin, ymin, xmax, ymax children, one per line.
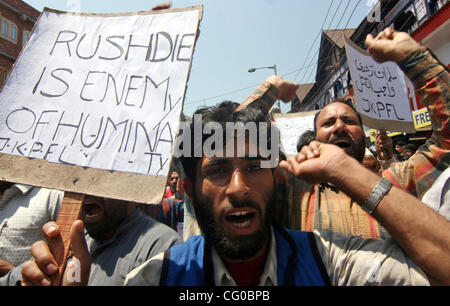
<box><xmin>0</xmin><ymin>0</ymin><xmax>40</xmax><ymax>88</ymax></box>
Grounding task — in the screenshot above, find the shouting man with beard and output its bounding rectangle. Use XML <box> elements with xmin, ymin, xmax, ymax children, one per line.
<box><xmin>123</xmin><ymin>99</ymin><xmax>448</xmax><ymax>286</ymax></box>
<box><xmin>289</xmin><ymin>98</ymin><xmax>393</xmax><ymax>239</ymax></box>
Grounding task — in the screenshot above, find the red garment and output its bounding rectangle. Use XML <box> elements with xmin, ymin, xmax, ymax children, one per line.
<box><xmin>164</xmin><ymin>187</ymin><xmax>174</xmax><ymax>199</ymax></box>
<box><xmin>224</xmin><ymin>249</ymin><xmax>268</xmax><ymax>286</ymax></box>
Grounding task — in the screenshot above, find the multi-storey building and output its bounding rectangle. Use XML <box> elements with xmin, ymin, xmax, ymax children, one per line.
<box><xmin>0</xmin><ymin>0</ymin><xmax>39</xmax><ymax>89</ymax></box>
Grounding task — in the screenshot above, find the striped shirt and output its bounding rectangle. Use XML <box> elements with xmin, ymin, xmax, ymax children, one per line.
<box><xmin>273</xmin><ymin>168</ymin><xmax>390</xmax><ymax>239</ymax></box>
<box><xmin>382</xmin><ymin>47</ymin><xmax>449</xmax><ymax>200</ymax></box>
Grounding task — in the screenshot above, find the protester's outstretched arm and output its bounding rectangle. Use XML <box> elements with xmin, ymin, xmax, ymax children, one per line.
<box><xmin>280</xmin><ymin>141</ymin><xmax>450</xmax><ymax>285</ymax></box>
<box><xmin>21</xmin><ymin>221</ymin><xmax>91</xmax><ymax>286</ymax></box>
<box><xmin>235</xmin><ymin>76</ymin><xmax>299</xmax><ymax>113</ymax></box>
<box><xmin>367</xmin><ymin>28</ymin><xmax>449</xmax><ymax>198</ymax></box>
<box><xmin>366</xmin><ymin>27</ymin><xmax>449</xmax><ymax>150</ymax></box>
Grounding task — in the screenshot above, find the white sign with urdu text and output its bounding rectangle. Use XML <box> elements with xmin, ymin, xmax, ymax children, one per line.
<box><xmin>344</xmin><ymin>36</ymin><xmax>415</xmax><ymax>133</ymax></box>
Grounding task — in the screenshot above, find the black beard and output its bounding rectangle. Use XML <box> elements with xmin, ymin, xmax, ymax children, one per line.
<box><xmin>354</xmin><ymin>135</ymin><xmax>367</xmax><ymax>163</ymax></box>
<box><xmin>193</xmin><ymin>195</ymin><xmax>274</xmax><ymax>261</ymax></box>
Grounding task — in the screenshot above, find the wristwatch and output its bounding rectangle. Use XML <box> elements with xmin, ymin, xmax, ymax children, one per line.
<box><xmin>361</xmin><ymin>178</ymin><xmax>393</xmax><ymax>215</ymax></box>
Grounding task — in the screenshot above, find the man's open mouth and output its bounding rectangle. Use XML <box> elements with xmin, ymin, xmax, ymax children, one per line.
<box><xmin>83</xmin><ymin>202</ymin><xmax>104</xmax><ymax>223</ymax></box>
<box><xmin>335</xmin><ymin>140</ymin><xmax>351</xmax><ymax>148</ymax></box>
<box><xmin>225</xmin><ymin>210</ymin><xmax>256</xmax><ymax>227</ymax></box>
<box><xmin>331</xmin><ymin>137</ymin><xmax>352</xmax><ymax>149</ymax></box>
<box><xmin>224</xmin><ymin>208</ymin><xmax>259</xmax><ymax>235</ymax></box>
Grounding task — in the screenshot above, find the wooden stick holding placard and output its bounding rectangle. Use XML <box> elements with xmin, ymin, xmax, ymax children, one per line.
<box><xmin>47</xmin><ymin>192</ymin><xmax>84</xmax><ymax>285</ymax></box>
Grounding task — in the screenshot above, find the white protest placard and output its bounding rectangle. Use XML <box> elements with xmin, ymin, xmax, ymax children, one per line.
<box><xmin>273</xmin><ymin>111</ymin><xmax>317</xmax><ymax>156</ymax></box>
<box><xmin>0</xmin><ymin>7</ymin><xmax>203</xmax><ymax>203</ymax></box>
<box><xmin>344</xmin><ymin>36</ymin><xmax>415</xmax><ymax>133</ymax></box>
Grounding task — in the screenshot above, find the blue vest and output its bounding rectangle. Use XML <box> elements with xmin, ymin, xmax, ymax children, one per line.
<box><xmin>160</xmin><ymin>225</ymin><xmax>331</xmax><ymax>286</ymax></box>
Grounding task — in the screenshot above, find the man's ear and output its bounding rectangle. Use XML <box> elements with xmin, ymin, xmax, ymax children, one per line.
<box><xmin>183</xmin><ymin>178</ymin><xmax>194</xmax><ymax>201</ymax></box>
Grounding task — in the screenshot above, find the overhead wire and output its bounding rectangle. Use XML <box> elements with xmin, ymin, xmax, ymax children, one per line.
<box><xmin>288</xmin><ymin>0</ymin><xmax>363</xmax><ymax>82</ymax></box>
<box><xmin>298</xmin><ymin>0</ymin><xmax>347</xmax><ymax>85</ymax></box>
<box><xmin>302</xmin><ymin>0</ymin><xmax>364</xmax><ymax>106</ymax></box>
<box><xmin>299</xmin><ymin>0</ymin><xmax>364</xmax><ymax>88</ymax></box>
<box><xmin>186</xmin><ymin>1</ymin><xmax>337</xmax><ymax>107</ymax></box>
<box><xmin>184</xmin><ymin>0</ymin><xmax>365</xmax><ymax>107</ymax></box>
<box><xmin>293</xmin><ymin>0</ymin><xmax>335</xmax><ymax>82</ymax></box>
<box><xmin>308</xmin><ymin>0</ymin><xmax>364</xmax><ymax>86</ymax></box>
<box><xmin>184</xmin><ymin>82</ymin><xmax>262</xmax><ymax>105</ymax></box>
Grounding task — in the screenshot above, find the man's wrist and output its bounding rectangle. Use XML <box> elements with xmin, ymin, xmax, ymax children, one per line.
<box><xmin>361</xmin><ymin>178</ymin><xmax>393</xmax><ymax>215</ymax></box>
<box><xmin>327</xmin><ymin>153</ymin><xmax>359</xmax><ymax>187</ymax></box>
<box><xmin>398</xmin><ymin>46</ymin><xmax>446</xmax><ymax>88</ymax></box>
<box><xmin>235</xmin><ymin>81</ymin><xmax>279</xmax><ymax>113</ymax></box>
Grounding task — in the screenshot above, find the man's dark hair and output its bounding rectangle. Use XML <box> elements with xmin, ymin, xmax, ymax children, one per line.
<box><xmin>402</xmin><ymin>143</ymin><xmax>416</xmax><ymax>155</ymax></box>
<box><xmin>313</xmin><ymin>98</ymin><xmax>363</xmax><ymax>135</ymax></box>
<box><xmin>179</xmin><ymin>101</ymin><xmax>276</xmax><ymax>185</ymax></box>
<box><xmin>395</xmin><ymin>140</ymin><xmax>407</xmax><ymax>147</ymax></box>
<box><xmin>296</xmin><ymin>130</ymin><xmax>315</xmax><ymax>152</ymax></box>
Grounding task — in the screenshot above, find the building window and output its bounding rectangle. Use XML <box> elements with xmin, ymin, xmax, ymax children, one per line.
<box><xmin>0</xmin><ymin>17</ymin><xmax>18</xmax><ymax>44</ymax></box>
<box><xmin>23</xmin><ymin>31</ymin><xmax>30</xmax><ymax>46</ymax></box>
<box><xmin>1</xmin><ymin>20</ymin><xmax>8</xmax><ymax>36</ymax></box>
<box><xmin>334</xmin><ymin>80</ymin><xmax>343</xmax><ymax>98</ymax></box>
<box><xmin>0</xmin><ymin>67</ymin><xmax>9</xmax><ymax>89</ymax></box>
<box><xmin>9</xmin><ymin>24</ymin><xmax>16</xmax><ymax>41</ymax></box>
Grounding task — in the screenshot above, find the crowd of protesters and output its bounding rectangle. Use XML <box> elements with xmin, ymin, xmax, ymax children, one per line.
<box><xmin>0</xmin><ymin>22</ymin><xmax>448</xmax><ymax>287</ymax></box>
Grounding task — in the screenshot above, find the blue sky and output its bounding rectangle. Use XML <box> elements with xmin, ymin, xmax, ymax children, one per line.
<box><xmin>23</xmin><ymin>0</ymin><xmax>376</xmax><ymax>116</ymax></box>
